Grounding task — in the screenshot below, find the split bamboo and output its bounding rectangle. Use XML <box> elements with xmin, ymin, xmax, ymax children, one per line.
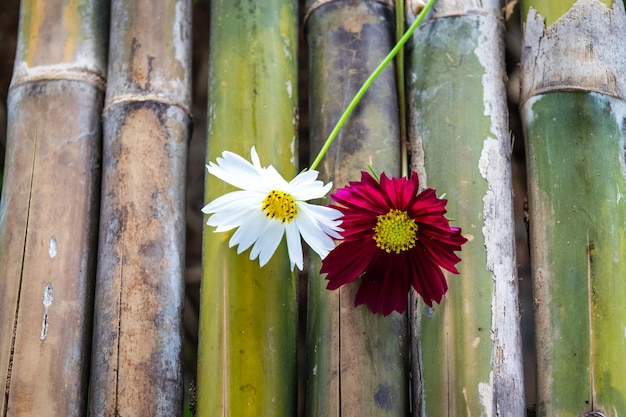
<box><xmin>89</xmin><ymin>0</ymin><xmax>192</xmax><ymax>415</ymax></box>
<box><xmin>406</xmin><ymin>1</ymin><xmax>525</xmax><ymax>415</ymax></box>
<box><xmin>0</xmin><ymin>0</ymin><xmax>107</xmax><ymax>415</ymax></box>
<box><xmin>304</xmin><ymin>1</ymin><xmax>409</xmax><ymax>416</ymax></box>
<box><xmin>520</xmin><ymin>0</ymin><xmax>626</xmax><ymax>415</ymax></box>
<box><xmin>195</xmin><ymin>1</ymin><xmax>300</xmax><ymax>416</ymax></box>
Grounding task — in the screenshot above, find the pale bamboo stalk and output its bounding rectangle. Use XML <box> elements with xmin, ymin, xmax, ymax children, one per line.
<box><xmin>88</xmin><ymin>0</ymin><xmax>191</xmax><ymax>415</ymax></box>
<box><xmin>195</xmin><ymin>1</ymin><xmax>300</xmax><ymax>415</ymax></box>
<box><xmin>305</xmin><ymin>1</ymin><xmax>409</xmax><ymax>416</ymax></box>
<box><xmin>0</xmin><ymin>0</ymin><xmax>107</xmax><ymax>415</ymax></box>
<box><xmin>520</xmin><ymin>0</ymin><xmax>626</xmax><ymax>414</ymax></box>
<box><xmin>406</xmin><ymin>0</ymin><xmax>525</xmax><ymax>415</ymax></box>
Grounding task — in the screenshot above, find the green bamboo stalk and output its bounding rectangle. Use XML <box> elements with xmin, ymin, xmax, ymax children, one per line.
<box><xmin>520</xmin><ymin>1</ymin><xmax>626</xmax><ymax>415</ymax></box>
<box><xmin>305</xmin><ymin>1</ymin><xmax>409</xmax><ymax>416</ymax></box>
<box><xmin>196</xmin><ymin>1</ymin><xmax>299</xmax><ymax>415</ymax></box>
<box><xmin>406</xmin><ymin>1</ymin><xmax>525</xmax><ymax>415</ymax></box>
<box><xmin>89</xmin><ymin>0</ymin><xmax>191</xmax><ymax>415</ymax></box>
<box><xmin>0</xmin><ymin>0</ymin><xmax>107</xmax><ymax>415</ymax></box>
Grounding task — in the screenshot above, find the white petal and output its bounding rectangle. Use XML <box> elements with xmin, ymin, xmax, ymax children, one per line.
<box><xmin>301</xmin><ymin>201</ymin><xmax>343</xmax><ymax>222</ymax></box>
<box><xmin>299</xmin><ymin>203</ymin><xmax>343</xmax><ymax>236</ymax></box>
<box><xmin>288</xmin><ymin>172</ymin><xmax>332</xmax><ymax>201</ymax></box>
<box><xmin>288</xmin><ymin>169</ymin><xmax>319</xmax><ymax>188</ymax></box>
<box><xmin>285</xmin><ymin>222</ymin><xmax>303</xmax><ymax>271</ymax></box>
<box><xmin>260</xmin><ymin>164</ymin><xmax>288</xmax><ymax>188</ymax></box>
<box><xmin>250</xmin><ymin>146</ymin><xmax>262</xmax><ymax>168</ymax></box>
<box><xmin>250</xmin><ymin>220</ymin><xmax>285</xmax><ymax>267</ymax></box>
<box><xmin>207</xmin><ymin>150</ymin><xmax>267</xmax><ymax>191</ymax></box>
<box><xmin>295</xmin><ymin>215</ymin><xmax>336</xmax><ymax>259</ymax></box>
<box><xmin>295</xmin><ymin>203</ymin><xmax>343</xmax><ymax>258</ymax></box>
<box><xmin>202</xmin><ymin>190</ymin><xmax>260</xmax><ymax>214</ymax></box>
<box><xmin>229</xmin><ymin>211</ymin><xmax>270</xmax><ymax>254</ymax></box>
<box><xmin>206</xmin><ymin>203</ymin><xmax>260</xmax><ymax>233</ymax></box>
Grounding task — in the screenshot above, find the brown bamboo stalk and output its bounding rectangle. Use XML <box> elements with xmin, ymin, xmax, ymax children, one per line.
<box><xmin>0</xmin><ymin>0</ymin><xmax>107</xmax><ymax>415</ymax></box>
<box><xmin>88</xmin><ymin>0</ymin><xmax>192</xmax><ymax>415</ymax></box>
<box><xmin>305</xmin><ymin>1</ymin><xmax>409</xmax><ymax>416</ymax></box>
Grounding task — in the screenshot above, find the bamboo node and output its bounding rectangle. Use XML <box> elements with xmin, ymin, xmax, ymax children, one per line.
<box><xmin>103</xmin><ymin>93</ymin><xmax>192</xmax><ymax>118</ymax></box>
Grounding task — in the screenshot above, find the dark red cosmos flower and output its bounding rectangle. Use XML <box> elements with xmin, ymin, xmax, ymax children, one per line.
<box><xmin>320</xmin><ymin>171</ymin><xmax>467</xmax><ymax>316</ymax></box>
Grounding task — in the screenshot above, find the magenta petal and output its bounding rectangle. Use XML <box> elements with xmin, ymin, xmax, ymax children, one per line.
<box><xmin>409</xmin><ymin>249</ymin><xmax>447</xmax><ymax>306</ymax></box>
<box><xmin>352</xmin><ymin>252</ymin><xmax>411</xmax><ymax>316</ymax></box>
<box><xmin>380</xmin><ymin>172</ymin><xmax>418</xmax><ymax>210</ymax></box>
<box><xmin>322</xmin><ymin>240</ymin><xmax>376</xmax><ymax>289</ymax></box>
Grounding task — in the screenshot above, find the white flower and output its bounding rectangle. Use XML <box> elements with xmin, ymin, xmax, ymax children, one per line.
<box><xmin>202</xmin><ymin>147</ymin><xmax>343</xmax><ymax>271</ymax></box>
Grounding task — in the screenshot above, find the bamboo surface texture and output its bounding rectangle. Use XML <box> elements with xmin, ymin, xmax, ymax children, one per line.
<box><xmin>0</xmin><ymin>0</ymin><xmax>107</xmax><ymax>415</ymax></box>
<box><xmin>89</xmin><ymin>0</ymin><xmax>192</xmax><ymax>415</ymax></box>
<box><xmin>196</xmin><ymin>1</ymin><xmax>299</xmax><ymax>415</ymax></box>
<box><xmin>521</xmin><ymin>0</ymin><xmax>626</xmax><ymax>415</ymax></box>
<box><xmin>406</xmin><ymin>1</ymin><xmax>525</xmax><ymax>415</ymax></box>
<box><xmin>305</xmin><ymin>1</ymin><xmax>408</xmax><ymax>416</ymax></box>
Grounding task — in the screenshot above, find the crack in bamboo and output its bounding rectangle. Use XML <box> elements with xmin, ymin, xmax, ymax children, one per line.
<box><xmin>586</xmin><ymin>231</ymin><xmax>596</xmax><ymax>412</ymax></box>
<box><xmin>338</xmin><ymin>286</ymin><xmax>342</xmax><ymax>417</ymax></box>
<box><xmin>3</xmin><ymin>130</ymin><xmax>37</xmax><ymax>416</ymax></box>
<box><xmin>446</xmin><ymin>304</ymin><xmax>451</xmax><ymax>417</ymax></box>
<box><xmin>222</xmin><ymin>257</ymin><xmax>229</xmax><ymax>416</ymax></box>
<box><xmin>114</xmin><ymin>238</ymin><xmax>124</xmax><ymax>416</ymax></box>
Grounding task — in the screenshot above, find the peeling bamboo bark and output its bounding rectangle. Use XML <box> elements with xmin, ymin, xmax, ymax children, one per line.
<box><xmin>520</xmin><ymin>0</ymin><xmax>626</xmax><ymax>415</ymax></box>
<box><xmin>89</xmin><ymin>1</ymin><xmax>191</xmax><ymax>415</ymax></box>
<box><xmin>305</xmin><ymin>1</ymin><xmax>409</xmax><ymax>416</ymax></box>
<box><xmin>406</xmin><ymin>1</ymin><xmax>525</xmax><ymax>415</ymax></box>
<box><xmin>0</xmin><ymin>0</ymin><xmax>107</xmax><ymax>415</ymax></box>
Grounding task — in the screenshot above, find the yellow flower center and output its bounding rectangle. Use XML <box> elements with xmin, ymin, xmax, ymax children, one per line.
<box><xmin>373</xmin><ymin>209</ymin><xmax>418</xmax><ymax>253</ymax></box>
<box><xmin>261</xmin><ymin>190</ymin><xmax>297</xmax><ymax>224</ymax></box>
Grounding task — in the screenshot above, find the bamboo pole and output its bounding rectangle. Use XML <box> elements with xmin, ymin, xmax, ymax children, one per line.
<box><xmin>0</xmin><ymin>0</ymin><xmax>107</xmax><ymax>415</ymax></box>
<box><xmin>406</xmin><ymin>1</ymin><xmax>525</xmax><ymax>415</ymax></box>
<box><xmin>305</xmin><ymin>1</ymin><xmax>409</xmax><ymax>416</ymax></box>
<box><xmin>195</xmin><ymin>1</ymin><xmax>299</xmax><ymax>415</ymax></box>
<box><xmin>88</xmin><ymin>0</ymin><xmax>191</xmax><ymax>415</ymax></box>
<box><xmin>520</xmin><ymin>0</ymin><xmax>626</xmax><ymax>415</ymax></box>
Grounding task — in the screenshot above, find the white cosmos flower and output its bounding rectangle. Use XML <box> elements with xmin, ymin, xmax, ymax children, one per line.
<box><xmin>202</xmin><ymin>147</ymin><xmax>343</xmax><ymax>271</ymax></box>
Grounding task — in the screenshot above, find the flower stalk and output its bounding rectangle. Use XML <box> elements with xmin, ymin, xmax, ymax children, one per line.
<box><xmin>308</xmin><ymin>0</ymin><xmax>436</xmax><ymax>172</ymax></box>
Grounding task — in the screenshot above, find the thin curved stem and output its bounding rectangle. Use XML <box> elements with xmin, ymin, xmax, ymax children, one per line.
<box><xmin>309</xmin><ymin>0</ymin><xmax>435</xmax><ymax>171</ymax></box>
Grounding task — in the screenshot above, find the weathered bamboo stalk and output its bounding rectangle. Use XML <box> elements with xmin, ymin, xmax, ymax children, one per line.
<box><xmin>195</xmin><ymin>1</ymin><xmax>300</xmax><ymax>415</ymax></box>
<box><xmin>406</xmin><ymin>0</ymin><xmax>525</xmax><ymax>415</ymax></box>
<box><xmin>305</xmin><ymin>1</ymin><xmax>409</xmax><ymax>416</ymax></box>
<box><xmin>520</xmin><ymin>0</ymin><xmax>626</xmax><ymax>415</ymax></box>
<box><xmin>89</xmin><ymin>0</ymin><xmax>191</xmax><ymax>415</ymax></box>
<box><xmin>0</xmin><ymin>0</ymin><xmax>107</xmax><ymax>415</ymax></box>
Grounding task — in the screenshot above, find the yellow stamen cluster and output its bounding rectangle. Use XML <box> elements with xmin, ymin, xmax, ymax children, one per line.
<box><xmin>373</xmin><ymin>209</ymin><xmax>418</xmax><ymax>253</ymax></box>
<box><xmin>261</xmin><ymin>190</ymin><xmax>297</xmax><ymax>224</ymax></box>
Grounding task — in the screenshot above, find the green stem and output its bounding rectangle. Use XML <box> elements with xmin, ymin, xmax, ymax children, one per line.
<box><xmin>309</xmin><ymin>0</ymin><xmax>435</xmax><ymax>171</ymax></box>
<box><xmin>395</xmin><ymin>0</ymin><xmax>407</xmax><ymax>178</ymax></box>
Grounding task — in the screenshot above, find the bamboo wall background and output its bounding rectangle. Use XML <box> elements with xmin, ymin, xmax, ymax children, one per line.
<box><xmin>0</xmin><ymin>0</ymin><xmax>539</xmax><ymax>415</ymax></box>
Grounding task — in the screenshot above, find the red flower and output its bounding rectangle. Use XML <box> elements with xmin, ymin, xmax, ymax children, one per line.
<box><xmin>320</xmin><ymin>171</ymin><xmax>467</xmax><ymax>316</ymax></box>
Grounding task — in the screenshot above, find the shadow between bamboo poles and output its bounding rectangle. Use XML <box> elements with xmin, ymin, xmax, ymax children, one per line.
<box><xmin>195</xmin><ymin>1</ymin><xmax>299</xmax><ymax>415</ymax></box>
<box><xmin>520</xmin><ymin>1</ymin><xmax>626</xmax><ymax>415</ymax></box>
<box><xmin>406</xmin><ymin>1</ymin><xmax>525</xmax><ymax>415</ymax></box>
<box><xmin>0</xmin><ymin>0</ymin><xmax>107</xmax><ymax>415</ymax></box>
<box><xmin>304</xmin><ymin>1</ymin><xmax>409</xmax><ymax>416</ymax></box>
<box><xmin>89</xmin><ymin>0</ymin><xmax>191</xmax><ymax>415</ymax></box>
